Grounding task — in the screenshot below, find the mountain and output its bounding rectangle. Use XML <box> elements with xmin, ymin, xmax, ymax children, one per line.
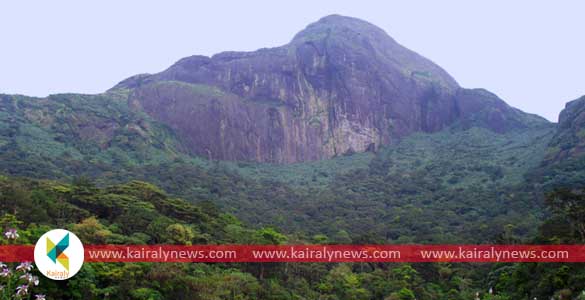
<box><xmin>1</xmin><ymin>15</ymin><xmax>550</xmax><ymax>167</ymax></box>
<box><xmin>0</xmin><ymin>90</ymin><xmax>189</xmax><ymax>179</ymax></box>
<box><xmin>545</xmin><ymin>95</ymin><xmax>585</xmax><ymax>163</ymax></box>
<box><xmin>0</xmin><ymin>15</ymin><xmax>552</xmax><ymax>174</ymax></box>
<box><xmin>0</xmin><ymin>14</ymin><xmax>567</xmax><ymax>241</ymax></box>
<box><xmin>2</xmin><ymin>14</ymin><xmax>585</xmax><ymax>300</ymax></box>
<box><xmin>0</xmin><ymin>14</ymin><xmax>575</xmax><ymax>234</ymax></box>
<box><xmin>112</xmin><ymin>15</ymin><xmax>548</xmax><ymax>163</ymax></box>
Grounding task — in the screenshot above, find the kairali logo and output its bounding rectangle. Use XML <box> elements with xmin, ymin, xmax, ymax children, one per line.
<box><xmin>34</xmin><ymin>229</ymin><xmax>84</xmax><ymax>280</ymax></box>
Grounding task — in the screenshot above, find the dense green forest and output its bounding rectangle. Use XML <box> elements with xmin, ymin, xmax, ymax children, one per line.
<box><xmin>0</xmin><ymin>92</ymin><xmax>559</xmax><ymax>241</ymax></box>
<box><xmin>2</xmin><ymin>92</ymin><xmax>585</xmax><ymax>299</ymax></box>
<box><xmin>0</xmin><ymin>172</ymin><xmax>584</xmax><ymax>299</ymax></box>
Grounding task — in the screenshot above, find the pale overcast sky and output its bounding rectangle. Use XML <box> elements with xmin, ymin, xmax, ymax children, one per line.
<box><xmin>1</xmin><ymin>0</ymin><xmax>583</xmax><ymax>121</ymax></box>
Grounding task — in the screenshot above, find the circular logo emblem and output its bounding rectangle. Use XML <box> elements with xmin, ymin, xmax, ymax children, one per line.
<box><xmin>34</xmin><ymin>229</ymin><xmax>84</xmax><ymax>280</ymax></box>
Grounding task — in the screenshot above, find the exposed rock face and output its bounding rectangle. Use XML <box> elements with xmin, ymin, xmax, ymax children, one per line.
<box><xmin>115</xmin><ymin>15</ymin><xmax>548</xmax><ymax>163</ymax></box>
<box><xmin>545</xmin><ymin>95</ymin><xmax>585</xmax><ymax>163</ymax></box>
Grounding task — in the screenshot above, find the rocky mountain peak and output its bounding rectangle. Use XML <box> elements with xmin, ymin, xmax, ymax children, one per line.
<box><xmin>291</xmin><ymin>14</ymin><xmax>391</xmax><ymax>43</ymax></box>
<box><xmin>291</xmin><ymin>14</ymin><xmax>459</xmax><ymax>90</ymax></box>
<box><xmin>545</xmin><ymin>95</ymin><xmax>585</xmax><ymax>163</ymax></box>
<box><xmin>111</xmin><ymin>15</ymin><xmax>548</xmax><ymax>163</ymax></box>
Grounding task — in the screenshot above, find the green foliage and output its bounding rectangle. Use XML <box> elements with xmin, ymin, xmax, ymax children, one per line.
<box><xmin>205</xmin><ymin>127</ymin><xmax>553</xmax><ymax>244</ymax></box>
<box><xmin>544</xmin><ymin>188</ymin><xmax>585</xmax><ymax>242</ymax></box>
<box><xmin>387</xmin><ymin>288</ymin><xmax>416</xmax><ymax>300</ymax></box>
<box><xmin>0</xmin><ymin>93</ymin><xmax>194</xmax><ymax>180</ymax></box>
<box><xmin>2</xmin><ymin>90</ymin><xmax>585</xmax><ymax>299</ymax></box>
<box><xmin>486</xmin><ymin>187</ymin><xmax>585</xmax><ymax>300</ymax></box>
<box><xmin>253</xmin><ymin>227</ymin><xmax>288</xmax><ymax>245</ymax></box>
<box><xmin>0</xmin><ymin>91</ymin><xmax>558</xmax><ymax>245</ymax></box>
<box><xmin>0</xmin><ymin>174</ymin><xmax>534</xmax><ymax>300</ymax></box>
<box><xmin>545</xmin><ymin>95</ymin><xmax>585</xmax><ymax>162</ymax></box>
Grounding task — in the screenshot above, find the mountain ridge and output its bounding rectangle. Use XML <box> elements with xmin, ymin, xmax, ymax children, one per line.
<box><xmin>110</xmin><ymin>14</ymin><xmax>548</xmax><ymax>163</ymax></box>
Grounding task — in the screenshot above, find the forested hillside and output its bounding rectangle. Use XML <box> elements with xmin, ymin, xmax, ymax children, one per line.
<box><xmin>1</xmin><ymin>174</ymin><xmax>584</xmax><ymax>300</ymax></box>
<box><xmin>1</xmin><ymin>13</ymin><xmax>585</xmax><ymax>300</ymax></box>
<box><xmin>2</xmin><ymin>90</ymin><xmax>585</xmax><ymax>299</ymax></box>
<box><xmin>0</xmin><ymin>91</ymin><xmax>558</xmax><ymax>242</ymax></box>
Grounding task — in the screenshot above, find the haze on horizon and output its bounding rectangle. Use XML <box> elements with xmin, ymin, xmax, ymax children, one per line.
<box><xmin>1</xmin><ymin>0</ymin><xmax>583</xmax><ymax>122</ymax></box>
